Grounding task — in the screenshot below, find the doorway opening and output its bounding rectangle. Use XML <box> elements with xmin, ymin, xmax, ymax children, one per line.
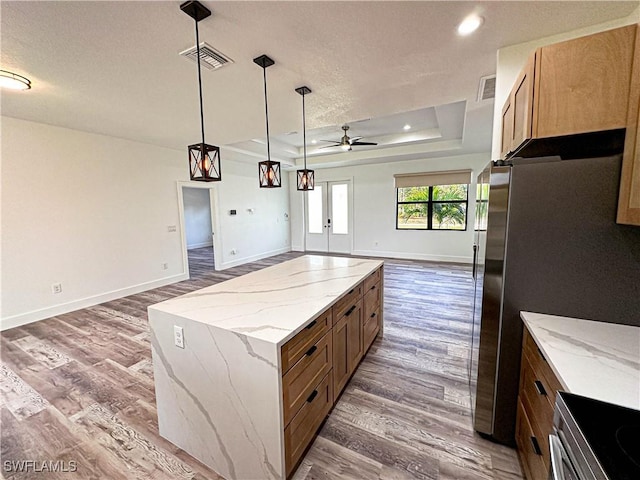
<box><xmin>177</xmin><ymin>182</ymin><xmax>221</xmax><ymax>278</ymax></box>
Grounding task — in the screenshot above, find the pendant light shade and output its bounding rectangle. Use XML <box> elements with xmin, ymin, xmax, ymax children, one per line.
<box><xmin>295</xmin><ymin>86</ymin><xmax>314</xmax><ymax>191</ymax></box>
<box><xmin>254</xmin><ymin>54</ymin><xmax>281</xmax><ymax>188</ymax></box>
<box><xmin>181</xmin><ymin>1</ymin><xmax>221</xmax><ymax>182</ymax></box>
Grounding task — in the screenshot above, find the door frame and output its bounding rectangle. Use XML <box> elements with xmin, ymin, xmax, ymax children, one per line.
<box><xmin>176</xmin><ymin>181</ymin><xmax>222</xmax><ymax>275</ymax></box>
<box><xmin>303</xmin><ymin>177</ymin><xmax>354</xmax><ymax>254</ymax></box>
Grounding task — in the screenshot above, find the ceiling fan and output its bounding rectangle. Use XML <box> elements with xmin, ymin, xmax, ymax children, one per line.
<box><xmin>319</xmin><ymin>125</ymin><xmax>378</xmax><ymax>151</ymax></box>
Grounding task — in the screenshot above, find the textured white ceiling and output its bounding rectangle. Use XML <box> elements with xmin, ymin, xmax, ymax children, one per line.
<box><xmin>1</xmin><ymin>1</ymin><xmax>637</xmax><ymax>168</ymax></box>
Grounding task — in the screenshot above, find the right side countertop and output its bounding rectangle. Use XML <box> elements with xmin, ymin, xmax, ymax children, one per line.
<box><xmin>520</xmin><ymin>311</ymin><xmax>640</xmax><ymax>410</ymax></box>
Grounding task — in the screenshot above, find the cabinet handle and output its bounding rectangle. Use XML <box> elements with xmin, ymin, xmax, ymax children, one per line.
<box><xmin>345</xmin><ymin>305</ymin><xmax>356</xmax><ymax>316</ymax></box>
<box><xmin>533</xmin><ymin>380</ymin><xmax>547</xmax><ymax>396</ymax></box>
<box><xmin>305</xmin><ymin>320</ymin><xmax>317</xmax><ymax>330</ymax></box>
<box><xmin>305</xmin><ymin>345</ymin><xmax>317</xmax><ymax>357</ymax></box>
<box><xmin>530</xmin><ymin>436</ymin><xmax>542</xmax><ymax>456</ymax></box>
<box><xmin>306</xmin><ymin>390</ymin><xmax>318</xmax><ymax>403</ymax></box>
<box><xmin>348</xmin><ymin>288</ymin><xmax>355</xmax><ymax>295</ymax></box>
<box><xmin>370</xmin><ymin>285</ymin><xmax>376</xmax><ymax>291</ymax></box>
<box><xmin>370</xmin><ymin>312</ymin><xmax>376</xmax><ymax>318</ymax></box>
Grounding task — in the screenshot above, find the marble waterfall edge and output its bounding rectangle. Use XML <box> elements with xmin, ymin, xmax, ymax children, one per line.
<box><xmin>150</xmin><ymin>310</ymin><xmax>283</xmax><ymax>480</ymax></box>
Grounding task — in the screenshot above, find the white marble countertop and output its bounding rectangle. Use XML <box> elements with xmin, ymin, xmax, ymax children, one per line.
<box><xmin>521</xmin><ymin>311</ymin><xmax>640</xmax><ymax>410</ymax></box>
<box><xmin>149</xmin><ymin>255</ymin><xmax>383</xmax><ymax>346</ymax></box>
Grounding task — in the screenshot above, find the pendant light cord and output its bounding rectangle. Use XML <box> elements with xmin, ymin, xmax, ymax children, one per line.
<box><xmin>263</xmin><ymin>66</ymin><xmax>271</xmax><ymax>162</ymax></box>
<box><xmin>302</xmin><ymin>92</ymin><xmax>307</xmax><ymax>170</ymax></box>
<box><xmin>195</xmin><ymin>19</ymin><xmax>205</xmax><ymax>145</ymax></box>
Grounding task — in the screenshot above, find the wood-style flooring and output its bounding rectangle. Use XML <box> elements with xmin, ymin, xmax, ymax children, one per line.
<box><xmin>1</xmin><ymin>247</ymin><xmax>523</xmax><ymax>479</ymax></box>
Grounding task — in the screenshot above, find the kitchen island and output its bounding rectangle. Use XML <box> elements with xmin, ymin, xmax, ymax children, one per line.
<box><xmin>148</xmin><ymin>255</ymin><xmax>384</xmax><ymax>480</ymax></box>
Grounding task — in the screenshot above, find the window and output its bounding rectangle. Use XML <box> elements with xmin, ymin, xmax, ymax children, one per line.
<box><xmin>394</xmin><ymin>170</ymin><xmax>471</xmax><ymax>231</ymax></box>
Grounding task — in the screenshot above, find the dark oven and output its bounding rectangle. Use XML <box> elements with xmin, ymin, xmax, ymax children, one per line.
<box><xmin>551</xmin><ymin>392</ymin><xmax>640</xmax><ymax>480</ymax></box>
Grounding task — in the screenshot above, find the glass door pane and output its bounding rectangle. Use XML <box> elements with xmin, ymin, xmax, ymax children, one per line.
<box><xmin>331</xmin><ymin>184</ymin><xmax>348</xmax><ymax>234</ymax></box>
<box><xmin>307</xmin><ymin>185</ymin><xmax>324</xmax><ymax>234</ymax></box>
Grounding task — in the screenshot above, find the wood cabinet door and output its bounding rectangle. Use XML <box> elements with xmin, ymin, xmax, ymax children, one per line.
<box><xmin>332</xmin><ymin>315</ymin><xmax>349</xmax><ymax>401</ymax></box>
<box><xmin>500</xmin><ymin>95</ymin><xmax>514</xmax><ymax>159</ymax></box>
<box><xmin>535</xmin><ymin>24</ymin><xmax>635</xmax><ymax>138</ymax></box>
<box><xmin>512</xmin><ymin>53</ymin><xmax>536</xmax><ymax>150</ymax></box>
<box><xmin>618</xmin><ymin>24</ymin><xmax>640</xmax><ymax>226</ymax></box>
<box><xmin>346</xmin><ymin>301</ymin><xmax>363</xmax><ymax>374</ymax></box>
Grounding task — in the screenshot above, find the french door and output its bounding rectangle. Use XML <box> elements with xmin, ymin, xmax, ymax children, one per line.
<box><xmin>305</xmin><ymin>181</ymin><xmax>352</xmax><ymax>253</ymax></box>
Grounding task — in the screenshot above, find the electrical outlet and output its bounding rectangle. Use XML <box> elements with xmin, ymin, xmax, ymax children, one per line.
<box><xmin>51</xmin><ymin>283</ymin><xmax>62</xmax><ymax>294</ymax></box>
<box><xmin>230</xmin><ymin>249</ymin><xmax>237</xmax><ymax>255</ymax></box>
<box><xmin>174</xmin><ymin>326</ymin><xmax>185</xmax><ymax>349</ymax></box>
<box><xmin>161</xmin><ymin>263</ymin><xmax>169</xmax><ymax>270</ymax></box>
<box><xmin>167</xmin><ymin>225</ymin><xmax>177</xmax><ymax>232</ymax></box>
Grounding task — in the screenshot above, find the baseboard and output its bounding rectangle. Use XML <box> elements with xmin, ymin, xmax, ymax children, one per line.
<box><xmin>291</xmin><ymin>245</ymin><xmax>304</xmax><ymax>252</ymax></box>
<box><xmin>187</xmin><ymin>241</ymin><xmax>213</xmax><ymax>250</ymax></box>
<box><xmin>218</xmin><ymin>246</ymin><xmax>291</xmax><ymax>270</ymax></box>
<box><xmin>0</xmin><ymin>273</ymin><xmax>189</xmax><ymax>331</ymax></box>
<box><xmin>351</xmin><ymin>249</ymin><xmax>472</xmax><ymax>264</ymax></box>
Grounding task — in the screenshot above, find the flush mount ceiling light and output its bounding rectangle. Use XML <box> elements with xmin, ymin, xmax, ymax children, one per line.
<box><xmin>457</xmin><ymin>14</ymin><xmax>484</xmax><ymax>36</ymax></box>
<box><xmin>0</xmin><ymin>70</ymin><xmax>31</xmax><ymax>90</ymax></box>
<box><xmin>254</xmin><ymin>54</ymin><xmax>281</xmax><ymax>188</ymax></box>
<box><xmin>295</xmin><ymin>86</ymin><xmax>314</xmax><ymax>191</ymax></box>
<box><xmin>180</xmin><ymin>1</ymin><xmax>221</xmax><ymax>182</ymax></box>
<box><xmin>403</xmin><ymin>124</ymin><xmax>411</xmax><ymax>131</ymax></box>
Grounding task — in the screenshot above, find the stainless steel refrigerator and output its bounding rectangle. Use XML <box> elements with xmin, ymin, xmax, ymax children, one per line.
<box><xmin>469</xmin><ymin>154</ymin><xmax>640</xmax><ymax>445</ymax></box>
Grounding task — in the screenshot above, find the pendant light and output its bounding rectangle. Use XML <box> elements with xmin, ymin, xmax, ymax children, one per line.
<box><xmin>295</xmin><ymin>86</ymin><xmax>314</xmax><ymax>191</ymax></box>
<box><xmin>181</xmin><ymin>1</ymin><xmax>221</xmax><ymax>182</ymax></box>
<box><xmin>254</xmin><ymin>54</ymin><xmax>281</xmax><ymax>188</ymax></box>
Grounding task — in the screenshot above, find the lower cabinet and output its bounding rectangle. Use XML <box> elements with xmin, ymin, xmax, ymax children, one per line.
<box><xmin>332</xmin><ymin>314</ymin><xmax>350</xmax><ymax>399</ymax></box>
<box><xmin>516</xmin><ymin>327</ymin><xmax>563</xmax><ymax>480</ymax></box>
<box><xmin>281</xmin><ymin>265</ymin><xmax>384</xmax><ymax>478</ymax></box>
<box><xmin>284</xmin><ymin>372</ymin><xmax>333</xmax><ymax>476</ymax></box>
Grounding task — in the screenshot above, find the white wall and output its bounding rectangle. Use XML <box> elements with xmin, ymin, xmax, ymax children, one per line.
<box><xmin>289</xmin><ymin>153</ymin><xmax>490</xmax><ymax>263</ymax></box>
<box><xmin>208</xmin><ymin>159</ymin><xmax>291</xmax><ymax>270</ymax></box>
<box><xmin>1</xmin><ymin>117</ymin><xmax>291</xmax><ymax>330</ymax></box>
<box><xmin>491</xmin><ymin>7</ymin><xmax>640</xmax><ymax>159</ymax></box>
<box><xmin>183</xmin><ymin>187</ymin><xmax>213</xmax><ymax>249</ymax></box>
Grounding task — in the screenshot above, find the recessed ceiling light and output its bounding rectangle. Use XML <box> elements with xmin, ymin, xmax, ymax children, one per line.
<box><xmin>0</xmin><ymin>70</ymin><xmax>31</xmax><ymax>90</ymax></box>
<box><xmin>457</xmin><ymin>15</ymin><xmax>483</xmax><ymax>36</ymax></box>
<box><xmin>403</xmin><ymin>124</ymin><xmax>411</xmax><ymax>131</ymax></box>
<box><xmin>311</xmin><ymin>139</ymin><xmax>317</xmax><ymax>144</ymax></box>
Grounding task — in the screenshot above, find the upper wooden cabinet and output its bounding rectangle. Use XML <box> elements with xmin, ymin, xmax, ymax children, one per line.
<box><xmin>501</xmin><ymin>24</ymin><xmax>637</xmax><ymax>159</ymax></box>
<box><xmin>617</xmin><ymin>25</ymin><xmax>640</xmax><ymax>226</ymax></box>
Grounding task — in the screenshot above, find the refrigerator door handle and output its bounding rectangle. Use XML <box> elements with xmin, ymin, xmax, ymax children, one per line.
<box><xmin>472</xmin><ymin>243</ymin><xmax>478</xmax><ymax>279</ymax></box>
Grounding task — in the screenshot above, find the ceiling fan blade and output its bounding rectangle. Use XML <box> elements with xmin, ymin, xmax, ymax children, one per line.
<box><xmin>318</xmin><ymin>144</ymin><xmax>341</xmax><ymax>149</ymax></box>
<box><xmin>349</xmin><ymin>136</ymin><xmax>363</xmax><ymax>142</ymax></box>
<box><xmin>351</xmin><ymin>141</ymin><xmax>378</xmax><ymax>146</ymax></box>
<box><xmin>318</xmin><ymin>139</ymin><xmax>339</xmax><ymax>143</ymax></box>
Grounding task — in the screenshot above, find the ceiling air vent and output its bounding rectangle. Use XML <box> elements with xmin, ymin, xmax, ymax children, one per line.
<box><xmin>179</xmin><ymin>42</ymin><xmax>233</xmax><ymax>71</ymax></box>
<box><xmin>477</xmin><ymin>75</ymin><xmax>496</xmax><ymax>101</ymax></box>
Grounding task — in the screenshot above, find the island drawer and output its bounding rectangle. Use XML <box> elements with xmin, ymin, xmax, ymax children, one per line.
<box><xmin>363</xmin><ymin>268</ymin><xmax>381</xmax><ymax>292</ymax></box>
<box><xmin>284</xmin><ymin>371</ymin><xmax>333</xmax><ymax>477</ymax></box>
<box><xmin>363</xmin><ymin>281</ymin><xmax>380</xmax><ymax>320</ymax></box>
<box><xmin>281</xmin><ymin>309</ymin><xmax>332</xmax><ymax>374</ymax></box>
<box><xmin>282</xmin><ymin>331</ymin><xmax>333</xmax><ymax>427</ymax></box>
<box><xmin>363</xmin><ymin>307</ymin><xmax>380</xmax><ymax>352</ymax></box>
<box><xmin>333</xmin><ymin>283</ymin><xmax>363</xmax><ymax>322</ymax></box>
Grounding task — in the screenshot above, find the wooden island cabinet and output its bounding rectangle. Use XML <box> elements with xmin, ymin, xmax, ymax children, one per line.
<box><xmin>148</xmin><ymin>256</ymin><xmax>384</xmax><ymax>480</ymax></box>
